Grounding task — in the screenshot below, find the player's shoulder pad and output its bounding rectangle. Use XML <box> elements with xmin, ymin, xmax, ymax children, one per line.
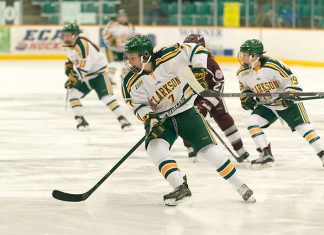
<box><xmin>236</xmin><ymin>66</ymin><xmax>249</xmax><ymax>76</ymax></box>
<box><xmin>122</xmin><ymin>70</ymin><xmax>145</xmax><ymax>92</ymax></box>
<box><xmin>75</xmin><ymin>37</ymin><xmax>89</xmax><ymax>58</ymax></box>
<box><xmin>159</xmin><ymin>43</ymin><xmax>181</xmax><ymax>56</ymax></box>
<box><xmin>263</xmin><ymin>57</ymin><xmax>292</xmax><ymax>77</ymax></box>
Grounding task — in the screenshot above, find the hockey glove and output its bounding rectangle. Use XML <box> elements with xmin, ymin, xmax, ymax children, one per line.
<box><xmin>144</xmin><ymin>112</ymin><xmax>165</xmax><ymax>139</ymax></box>
<box><xmin>191</xmin><ymin>67</ymin><xmax>208</xmax><ymax>89</ymax></box>
<box><xmin>240</xmin><ymin>90</ymin><xmax>257</xmax><ymax>110</ymax></box>
<box><xmin>65</xmin><ymin>71</ymin><xmax>79</xmax><ymax>89</ymax></box>
<box><xmin>65</xmin><ymin>61</ymin><xmax>74</xmax><ymax>76</ymax></box>
<box><xmin>273</xmin><ymin>97</ymin><xmax>294</xmax><ymax>108</ymax></box>
<box><xmin>195</xmin><ymin>97</ymin><xmax>212</xmax><ymax>117</ymax></box>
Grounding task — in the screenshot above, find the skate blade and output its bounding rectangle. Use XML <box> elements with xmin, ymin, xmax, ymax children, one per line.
<box><xmin>77</xmin><ymin>126</ymin><xmax>90</xmax><ymax>131</ymax></box>
<box><xmin>164</xmin><ymin>195</ymin><xmax>191</xmax><ymax>206</ymax></box>
<box><xmin>250</xmin><ymin>161</ymin><xmax>274</xmax><ymax>169</ymax></box>
<box><xmin>234</xmin><ymin>160</ymin><xmax>251</xmax><ymax>169</ymax></box>
<box><xmin>245</xmin><ymin>195</ymin><xmax>256</xmax><ymax>203</ymax></box>
<box><xmin>121</xmin><ymin>125</ymin><xmax>133</xmax><ymax>132</ymax></box>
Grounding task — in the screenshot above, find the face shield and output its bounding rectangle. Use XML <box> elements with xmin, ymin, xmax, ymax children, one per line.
<box><xmin>62</xmin><ymin>32</ymin><xmax>77</xmax><ymax>46</ymax></box>
<box><xmin>124</xmin><ymin>51</ymin><xmax>152</xmax><ymax>74</ymax></box>
<box><xmin>238</xmin><ymin>51</ymin><xmax>260</xmax><ymax>69</ymax></box>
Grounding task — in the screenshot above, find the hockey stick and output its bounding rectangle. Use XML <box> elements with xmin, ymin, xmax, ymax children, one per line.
<box><xmin>52</xmin><ymin>96</ymin><xmax>188</xmax><ymax>202</ymax></box>
<box><xmin>200</xmin><ymin>90</ymin><xmax>324</xmax><ymax>98</ymax></box>
<box><xmin>206</xmin><ymin>121</ymin><xmax>241</xmax><ymax>162</ymax></box>
<box><xmin>290</xmin><ymin>96</ymin><xmax>324</xmax><ymax>101</ymax></box>
<box><xmin>64</xmin><ymin>89</ymin><xmax>69</xmax><ymax>111</ymax></box>
<box><xmin>181</xmin><ymin>65</ymin><xmax>324</xmax><ymax>98</ymax></box>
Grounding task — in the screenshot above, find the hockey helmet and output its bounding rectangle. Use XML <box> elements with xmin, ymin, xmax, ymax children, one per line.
<box><xmin>62</xmin><ymin>23</ymin><xmax>81</xmax><ymax>35</ymax></box>
<box><xmin>183</xmin><ymin>34</ymin><xmax>206</xmax><ymax>47</ymax></box>
<box><xmin>239</xmin><ymin>39</ymin><xmax>265</xmax><ymax>56</ymax></box>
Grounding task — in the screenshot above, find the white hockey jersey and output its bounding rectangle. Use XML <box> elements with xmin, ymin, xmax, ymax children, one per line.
<box><xmin>237</xmin><ymin>57</ymin><xmax>302</xmax><ymax>110</ymax></box>
<box><xmin>64</xmin><ymin>36</ymin><xmax>107</xmax><ymax>81</ymax></box>
<box><xmin>102</xmin><ymin>21</ymin><xmax>135</xmax><ymax>53</ymax></box>
<box><xmin>122</xmin><ymin>43</ymin><xmax>208</xmax><ymax>121</ymax></box>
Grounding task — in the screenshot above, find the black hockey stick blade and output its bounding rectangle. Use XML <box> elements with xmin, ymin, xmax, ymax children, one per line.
<box><xmin>52</xmin><ymin>190</ymin><xmax>89</xmax><ymax>202</ymax></box>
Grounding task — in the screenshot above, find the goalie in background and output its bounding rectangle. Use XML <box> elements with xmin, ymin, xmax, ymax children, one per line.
<box><xmin>237</xmin><ymin>39</ymin><xmax>324</xmax><ymax>168</ymax></box>
<box><xmin>122</xmin><ymin>34</ymin><xmax>256</xmax><ymax>206</ymax></box>
<box><xmin>182</xmin><ymin>34</ymin><xmax>250</xmax><ymax>163</ymax></box>
<box><xmin>102</xmin><ymin>9</ymin><xmax>135</xmax><ymax>84</ymax></box>
<box><xmin>62</xmin><ymin>23</ymin><xmax>132</xmax><ymax>131</ymax></box>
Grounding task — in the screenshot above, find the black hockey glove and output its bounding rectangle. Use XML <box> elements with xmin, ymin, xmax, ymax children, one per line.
<box><xmin>191</xmin><ymin>67</ymin><xmax>208</xmax><ymax>89</ymax></box>
<box><xmin>240</xmin><ymin>90</ymin><xmax>257</xmax><ymax>110</ymax></box>
<box><xmin>144</xmin><ymin>113</ymin><xmax>165</xmax><ymax>139</ymax></box>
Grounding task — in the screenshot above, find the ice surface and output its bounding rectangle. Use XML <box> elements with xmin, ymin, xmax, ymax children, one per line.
<box><xmin>1</xmin><ymin>61</ymin><xmax>324</xmax><ymax>235</ymax></box>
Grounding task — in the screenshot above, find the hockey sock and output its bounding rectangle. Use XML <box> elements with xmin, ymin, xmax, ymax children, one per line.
<box><xmin>158</xmin><ymin>160</ymin><xmax>183</xmax><ymax>189</ymax></box>
<box><xmin>295</xmin><ymin>123</ymin><xmax>324</xmax><ymax>154</ymax></box>
<box><xmin>69</xmin><ymin>98</ymin><xmax>84</xmax><ymax>116</ymax></box>
<box><xmin>101</xmin><ymin>95</ymin><xmax>122</xmax><ymax>117</ymax></box>
<box><xmin>198</xmin><ymin>144</ymin><xmax>243</xmax><ymax>189</ymax></box>
<box><xmin>214</xmin><ymin>114</ymin><xmax>243</xmax><ymax>151</ymax></box>
<box><xmin>247</xmin><ymin>125</ymin><xmax>269</xmax><ymax>149</ymax></box>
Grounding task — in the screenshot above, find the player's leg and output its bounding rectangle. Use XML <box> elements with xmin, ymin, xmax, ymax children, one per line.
<box><xmin>178</xmin><ymin>108</ymin><xmax>256</xmax><ymax>202</ymax></box>
<box><xmin>68</xmin><ymin>84</ymin><xmax>91</xmax><ymax>130</ymax></box>
<box><xmin>183</xmin><ymin>139</ymin><xmax>197</xmax><ymax>161</ymax></box>
<box><xmin>210</xmin><ymin>98</ymin><xmax>249</xmax><ymax>162</ymax></box>
<box><xmin>146</xmin><ymin>119</ymin><xmax>191</xmax><ymax>206</ymax></box>
<box><xmin>279</xmin><ymin>102</ymin><xmax>324</xmax><ymax>167</ymax></box>
<box><xmin>91</xmin><ymin>72</ymin><xmax>132</xmax><ymax>131</ymax></box>
<box><xmin>107</xmin><ymin>52</ymin><xmax>124</xmax><ymax>84</ymax></box>
<box><xmin>247</xmin><ymin>106</ymin><xmax>277</xmax><ymax>167</ymax></box>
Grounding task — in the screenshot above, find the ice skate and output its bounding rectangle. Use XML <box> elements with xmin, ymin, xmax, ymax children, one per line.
<box><xmin>74</xmin><ymin>116</ymin><xmax>90</xmax><ymax>131</ymax></box>
<box><xmin>251</xmin><ymin>146</ymin><xmax>274</xmax><ymax>168</ymax></box>
<box><xmin>317</xmin><ymin>151</ymin><xmax>324</xmax><ymax>167</ymax></box>
<box><xmin>235</xmin><ymin>148</ymin><xmax>250</xmax><ymax>163</ymax></box>
<box><xmin>237</xmin><ymin>184</ymin><xmax>256</xmax><ymax>203</ymax></box>
<box><xmin>187</xmin><ymin>147</ymin><xmax>197</xmax><ymax>162</ymax></box>
<box><xmin>163</xmin><ymin>180</ymin><xmax>192</xmax><ymax>206</ymax></box>
<box><xmin>118</xmin><ymin>116</ymin><xmax>133</xmax><ymax>131</ymax></box>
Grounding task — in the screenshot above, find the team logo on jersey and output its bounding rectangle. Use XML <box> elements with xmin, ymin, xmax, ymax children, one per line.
<box><xmin>215</xmin><ymin>69</ymin><xmax>223</xmax><ymax>79</ymax></box>
<box><xmin>135</xmin><ymin>79</ymin><xmax>143</xmax><ymax>89</ymax></box>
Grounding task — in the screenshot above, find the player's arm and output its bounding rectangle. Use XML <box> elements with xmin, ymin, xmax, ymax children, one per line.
<box><xmin>63</xmin><ymin>58</ymin><xmax>79</xmax><ymax>89</ymax></box>
<box><xmin>183</xmin><ymin>43</ymin><xmax>209</xmax><ymax>88</ymax></box>
<box><xmin>74</xmin><ymin>38</ymin><xmax>93</xmax><ymax>78</ymax></box>
<box><xmin>237</xmin><ymin>70</ymin><xmax>257</xmax><ymax>110</ymax></box>
<box><xmin>122</xmin><ymin>73</ymin><xmax>154</xmax><ymax>122</ymax></box>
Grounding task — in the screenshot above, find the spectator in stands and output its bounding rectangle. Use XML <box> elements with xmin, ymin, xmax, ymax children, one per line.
<box><xmin>146</xmin><ymin>1</ymin><xmax>167</xmax><ymax>25</ymax></box>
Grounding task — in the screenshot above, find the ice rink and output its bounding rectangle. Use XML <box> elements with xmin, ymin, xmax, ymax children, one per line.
<box><xmin>1</xmin><ymin>60</ymin><xmax>324</xmax><ymax>235</ymax></box>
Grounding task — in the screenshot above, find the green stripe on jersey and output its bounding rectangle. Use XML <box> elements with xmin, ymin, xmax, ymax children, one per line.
<box><xmin>76</xmin><ymin>38</ymin><xmax>87</xmax><ymax>58</ymax></box>
<box><xmin>265</xmin><ymin>58</ymin><xmax>292</xmax><ymax>75</ymax></box>
<box><xmin>189</xmin><ymin>44</ymin><xmax>200</xmax><ymax>62</ymax></box>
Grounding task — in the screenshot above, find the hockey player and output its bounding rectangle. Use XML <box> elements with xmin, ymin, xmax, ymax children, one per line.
<box><xmin>237</xmin><ymin>39</ymin><xmax>324</xmax><ymax>168</ymax></box>
<box><xmin>62</xmin><ymin>23</ymin><xmax>132</xmax><ymax>131</ymax></box>
<box><xmin>182</xmin><ymin>34</ymin><xmax>249</xmax><ymax>163</ymax></box>
<box><xmin>122</xmin><ymin>34</ymin><xmax>256</xmax><ymax>206</ymax></box>
<box><xmin>102</xmin><ymin>9</ymin><xmax>135</xmax><ymax>83</ymax></box>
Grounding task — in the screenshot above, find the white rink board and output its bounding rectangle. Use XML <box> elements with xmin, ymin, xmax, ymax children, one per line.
<box><xmin>1</xmin><ymin>61</ymin><xmax>324</xmax><ymax>235</ymax></box>
<box><xmin>3</xmin><ymin>25</ymin><xmax>324</xmax><ymax>62</ymax></box>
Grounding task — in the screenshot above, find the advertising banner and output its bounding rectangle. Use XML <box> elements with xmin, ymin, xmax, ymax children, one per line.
<box><xmin>134</xmin><ymin>26</ymin><xmax>259</xmax><ymax>57</ymax></box>
<box><xmin>0</xmin><ymin>27</ymin><xmax>10</xmax><ymax>53</ymax></box>
<box><xmin>10</xmin><ymin>26</ymin><xmax>99</xmax><ymax>54</ymax></box>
